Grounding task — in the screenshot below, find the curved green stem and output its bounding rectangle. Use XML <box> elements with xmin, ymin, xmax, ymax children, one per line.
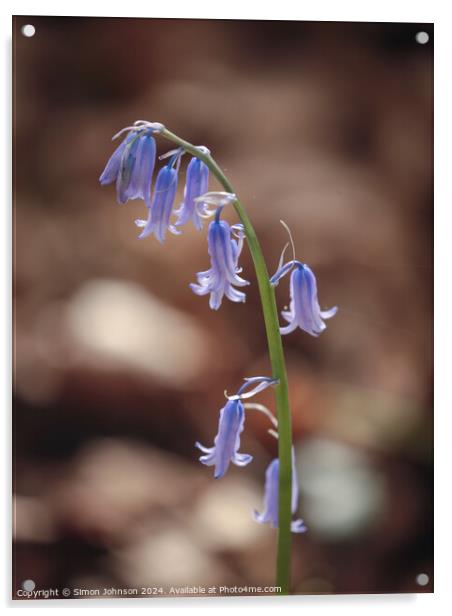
<box><xmin>160</xmin><ymin>128</ymin><xmax>293</xmax><ymax>594</ymax></box>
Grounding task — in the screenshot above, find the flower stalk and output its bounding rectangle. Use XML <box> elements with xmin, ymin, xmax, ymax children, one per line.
<box><xmin>159</xmin><ymin>127</ymin><xmax>294</xmax><ymax>593</ymax></box>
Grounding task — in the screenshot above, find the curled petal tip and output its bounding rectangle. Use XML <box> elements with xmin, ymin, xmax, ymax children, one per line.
<box><xmin>322</xmin><ymin>306</ymin><xmax>338</xmax><ymax>319</ymax></box>
<box><xmin>291</xmin><ymin>519</ymin><xmax>308</xmax><ymax>533</ymax></box>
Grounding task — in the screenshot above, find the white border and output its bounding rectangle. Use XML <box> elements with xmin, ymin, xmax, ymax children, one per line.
<box><xmin>1</xmin><ymin>1</ymin><xmax>438</xmax><ymax>21</ymax></box>
<box><xmin>2</xmin><ymin>1</ymin><xmax>448</xmax><ymax>614</ymax></box>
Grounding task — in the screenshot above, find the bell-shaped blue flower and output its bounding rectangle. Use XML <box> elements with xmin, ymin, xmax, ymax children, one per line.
<box><xmin>254</xmin><ymin>456</ymin><xmax>307</xmax><ymax>533</ymax></box>
<box><xmin>99</xmin><ymin>131</ymin><xmax>134</xmax><ymax>187</ymax></box>
<box><xmin>175</xmin><ymin>156</ymin><xmax>209</xmax><ymax>230</ymax></box>
<box><xmin>195</xmin><ymin>377</ymin><xmax>278</xmax><ymax>479</ymax></box>
<box><xmin>270</xmin><ymin>260</ymin><xmax>337</xmax><ymax>336</ymax></box>
<box><xmin>190</xmin><ymin>208</ymin><xmax>249</xmax><ymax>310</ymax></box>
<box><xmin>99</xmin><ymin>129</ymin><xmax>157</xmax><ymax>205</ymax></box>
<box><xmin>195</xmin><ymin>399</ymin><xmax>252</xmax><ymax>479</ymax></box>
<box><xmin>135</xmin><ymin>161</ymin><xmax>180</xmax><ymax>243</ymax></box>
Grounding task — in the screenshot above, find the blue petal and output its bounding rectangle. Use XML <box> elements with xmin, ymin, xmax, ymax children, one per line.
<box><xmin>116</xmin><ymin>137</ymin><xmax>141</xmax><ymax>204</ymax></box>
<box><xmin>278</xmin><ymin>263</ymin><xmax>336</xmax><ymax>337</ymax></box>
<box><xmin>254</xmin><ymin>455</ymin><xmax>306</xmax><ymax>533</ymax></box>
<box><xmin>99</xmin><ymin>132</ymin><xmax>135</xmax><ymax>186</ymax></box>
<box><xmin>125</xmin><ymin>134</ymin><xmax>156</xmax><ymax>202</ymax></box>
<box><xmin>176</xmin><ymin>157</ymin><xmax>209</xmax><ymax>229</ymax></box>
<box><xmin>196</xmin><ymin>399</ymin><xmax>250</xmax><ymax>479</ymax></box>
<box><xmin>138</xmin><ymin>165</ymin><xmax>178</xmax><ymax>242</ymax></box>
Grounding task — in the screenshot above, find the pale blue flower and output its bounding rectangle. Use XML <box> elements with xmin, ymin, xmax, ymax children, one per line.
<box><xmin>135</xmin><ymin>157</ymin><xmax>180</xmax><ymax>243</ymax></box>
<box><xmin>175</xmin><ymin>156</ymin><xmax>209</xmax><ymax>230</ymax></box>
<box><xmin>196</xmin><ymin>399</ymin><xmax>252</xmax><ymax>479</ymax></box>
<box><xmin>196</xmin><ymin>377</ymin><xmax>277</xmax><ymax>479</ymax></box>
<box><xmin>254</xmin><ymin>456</ymin><xmax>307</xmax><ymax>533</ymax></box>
<box><xmin>270</xmin><ymin>260</ymin><xmax>337</xmax><ymax>336</ymax></box>
<box><xmin>99</xmin><ymin>129</ymin><xmax>157</xmax><ymax>205</ymax></box>
<box><xmin>190</xmin><ymin>208</ymin><xmax>249</xmax><ymax>310</ymax></box>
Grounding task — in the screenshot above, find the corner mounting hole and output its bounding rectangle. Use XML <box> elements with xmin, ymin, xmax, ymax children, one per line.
<box><xmin>21</xmin><ymin>24</ymin><xmax>36</xmax><ymax>38</ymax></box>
<box><xmin>416</xmin><ymin>573</ymin><xmax>429</xmax><ymax>586</ymax></box>
<box><xmin>415</xmin><ymin>31</ymin><xmax>429</xmax><ymax>45</ymax></box>
<box><xmin>22</xmin><ymin>579</ymin><xmax>36</xmax><ymax>591</ymax></box>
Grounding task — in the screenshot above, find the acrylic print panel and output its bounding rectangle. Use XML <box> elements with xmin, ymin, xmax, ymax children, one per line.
<box><xmin>12</xmin><ymin>16</ymin><xmax>433</xmax><ymax>600</ymax></box>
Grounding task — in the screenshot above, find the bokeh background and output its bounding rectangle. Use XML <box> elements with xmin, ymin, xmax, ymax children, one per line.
<box><xmin>13</xmin><ymin>17</ymin><xmax>433</xmax><ymax>597</ymax></box>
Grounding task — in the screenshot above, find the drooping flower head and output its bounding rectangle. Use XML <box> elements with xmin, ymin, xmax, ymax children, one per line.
<box><xmin>271</xmin><ymin>260</ymin><xmax>337</xmax><ymax>336</ymax></box>
<box><xmin>135</xmin><ymin>150</ymin><xmax>183</xmax><ymax>243</ymax></box>
<box><xmin>196</xmin><ymin>377</ymin><xmax>278</xmax><ymax>479</ymax></box>
<box><xmin>175</xmin><ymin>153</ymin><xmax>210</xmax><ymax>230</ymax></box>
<box><xmin>99</xmin><ymin>122</ymin><xmax>162</xmax><ymax>205</ymax></box>
<box><xmin>196</xmin><ymin>399</ymin><xmax>250</xmax><ymax>480</ymax></box>
<box><xmin>254</xmin><ymin>454</ymin><xmax>307</xmax><ymax>533</ymax></box>
<box><xmin>190</xmin><ymin>202</ymin><xmax>249</xmax><ymax>310</ymax></box>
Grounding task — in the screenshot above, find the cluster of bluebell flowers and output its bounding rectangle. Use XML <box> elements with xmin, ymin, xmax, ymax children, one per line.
<box><xmin>99</xmin><ymin>123</ymin><xmax>159</xmax><ymax>205</ymax></box>
<box><xmin>100</xmin><ymin>122</ymin><xmax>211</xmax><ymax>244</ymax></box>
<box><xmin>100</xmin><ymin>124</ymin><xmax>249</xmax><ymax>309</ymax></box>
<box><xmin>100</xmin><ymin>121</ymin><xmax>337</xmax><ymax>538</ymax></box>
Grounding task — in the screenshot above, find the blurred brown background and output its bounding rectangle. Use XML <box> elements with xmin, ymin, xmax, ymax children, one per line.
<box><xmin>12</xmin><ymin>17</ymin><xmax>433</xmax><ymax>597</ymax></box>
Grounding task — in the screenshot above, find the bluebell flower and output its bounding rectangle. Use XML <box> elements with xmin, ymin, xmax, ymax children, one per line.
<box><xmin>254</xmin><ymin>456</ymin><xmax>307</xmax><ymax>533</ymax></box>
<box><xmin>196</xmin><ymin>377</ymin><xmax>278</xmax><ymax>479</ymax></box>
<box><xmin>99</xmin><ymin>129</ymin><xmax>157</xmax><ymax>205</ymax></box>
<box><xmin>175</xmin><ymin>156</ymin><xmax>210</xmax><ymax>230</ymax></box>
<box><xmin>190</xmin><ymin>208</ymin><xmax>249</xmax><ymax>310</ymax></box>
<box><xmin>196</xmin><ymin>399</ymin><xmax>252</xmax><ymax>479</ymax></box>
<box><xmin>270</xmin><ymin>260</ymin><xmax>337</xmax><ymax>336</ymax></box>
<box><xmin>135</xmin><ymin>159</ymin><xmax>180</xmax><ymax>243</ymax></box>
